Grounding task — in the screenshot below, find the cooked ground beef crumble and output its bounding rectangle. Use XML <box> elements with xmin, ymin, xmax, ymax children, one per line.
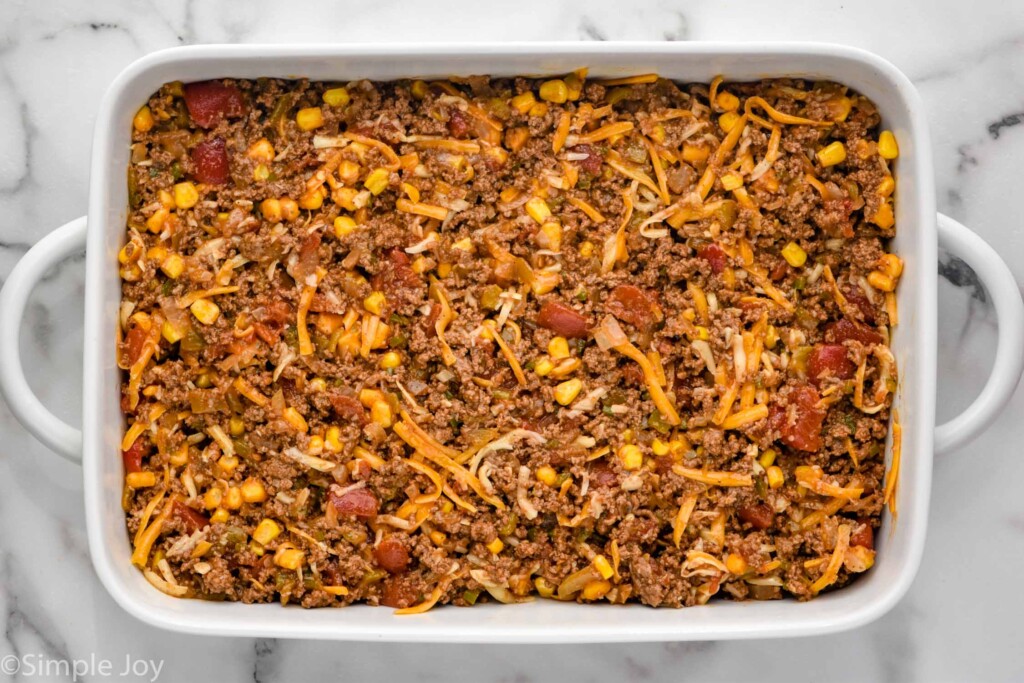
<box><xmin>118</xmin><ymin>72</ymin><xmax>901</xmax><ymax>610</ymax></box>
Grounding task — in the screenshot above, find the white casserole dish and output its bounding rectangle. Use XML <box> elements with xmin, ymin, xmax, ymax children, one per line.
<box><xmin>1</xmin><ymin>43</ymin><xmax>1022</xmax><ymax>643</ymax></box>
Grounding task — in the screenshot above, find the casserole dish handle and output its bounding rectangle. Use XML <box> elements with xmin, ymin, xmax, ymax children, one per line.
<box><xmin>0</xmin><ymin>216</ymin><xmax>87</xmax><ymax>463</ymax></box>
<box><xmin>935</xmin><ymin>213</ymin><xmax>1024</xmax><ymax>454</ymax></box>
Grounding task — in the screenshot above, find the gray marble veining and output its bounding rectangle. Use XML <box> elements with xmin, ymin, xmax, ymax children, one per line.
<box><xmin>1</xmin><ymin>1</ymin><xmax>1023</xmax><ymax>681</ymax></box>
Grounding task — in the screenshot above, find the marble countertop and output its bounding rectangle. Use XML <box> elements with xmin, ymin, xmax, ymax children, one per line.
<box><xmin>2</xmin><ymin>1</ymin><xmax>1023</xmax><ymax>681</ymax></box>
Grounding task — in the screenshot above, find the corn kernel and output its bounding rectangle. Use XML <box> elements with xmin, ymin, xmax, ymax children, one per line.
<box><xmin>260</xmin><ymin>198</ymin><xmax>282</xmax><ymax>222</ymax></box>
<box><xmin>253</xmin><ymin>518</ymin><xmax>281</xmax><ymax>545</ymax></box>
<box><xmin>546</xmin><ymin>339</ymin><xmax>569</xmax><ymax>361</ymax></box>
<box><xmin>452</xmin><ymin>237</ymin><xmax>474</xmax><ymax>251</ymax></box>
<box><xmin>338</xmin><ymin>160</ymin><xmax>361</xmax><ymax>185</ymax></box>
<box><xmin>878</xmin><ymin>130</ymin><xmax>899</xmax><ymax>159</ymax></box>
<box><xmin>582</xmin><ymin>579</ymin><xmax>612</xmax><ymax>600</ymax></box>
<box><xmin>223</xmin><ymin>486</ymin><xmax>242</xmax><ymax>510</ymax></box>
<box><xmin>554</xmin><ymin>378</ymin><xmax>583</xmax><ymax>406</ymax></box>
<box><xmin>725</xmin><ymin>553</ymin><xmax>749</xmax><ymax>575</ymax></box>
<box><xmin>253</xmin><ymin>163</ymin><xmax>270</xmax><ymax>182</ymax></box>
<box><xmin>359</xmin><ymin>388</ymin><xmax>384</xmax><ymax>407</ymax></box>
<box><xmin>536</xmin><ymin>465</ymin><xmax>558</xmax><ymax>486</ymax></box>
<box><xmin>227</xmin><ymin>416</ymin><xmax>245</xmax><ymax>437</ymax></box>
<box><xmin>720</xmin><ymin>172</ymin><xmax>744</xmax><ymax>191</ymax></box>
<box><xmin>525</xmin><ymin>197</ymin><xmax>552</xmax><ymax>224</ymax></box>
<box><xmin>161</xmin><ymin>320</ymin><xmax>184</xmax><ymax>344</ymax></box>
<box><xmin>592</xmin><ymin>555</ymin><xmax>614</xmax><ymax>580</ymax></box>
<box><xmin>765</xmin><ymin>324</ymin><xmax>779</xmax><ymax>349</ymax></box>
<box><xmin>486</xmin><ymin>538</ymin><xmax>504</xmax><ymax>554</ymax></box>
<box><xmin>364</xmin><ymin>168</ymin><xmax>389</xmax><ymax>195</ymax></box>
<box><xmin>218</xmin><ymin>455</ymin><xmax>239</xmax><ymax>477</ymax></box>
<box><xmin>716</xmin><ymin>91</ymin><xmax>740</xmax><ymax>112</ymax></box>
<box><xmin>510</xmin><ymin>91</ymin><xmax>537</xmax><ymax>114</ymax></box>
<box><xmin>719</xmin><ymin>111</ymin><xmax>741</xmax><ymax>133</ymax></box>
<box><xmin>247</xmin><ymin>138</ymin><xmax>275</xmax><ymax>161</ymax></box>
<box><xmin>534</xmin><ymin>358</ymin><xmax>555</xmax><ymax>377</ymax></box>
<box><xmin>683</xmin><ymin>144</ymin><xmax>710</xmax><ymax>165</ymax></box>
<box><xmin>534</xmin><ymin>576</ymin><xmax>555</xmax><ymax>598</ymax></box>
<box><xmin>621</xmin><ymin>429</ymin><xmax>634</xmax><ymax>444</ymax></box>
<box><xmin>241</xmin><ymin>478</ymin><xmax>267</xmax><ymax>503</ymax></box>
<box><xmin>781</xmin><ymin>241</ymin><xmax>807</xmax><ymax>268</ymax></box>
<box><xmin>364</xmin><ymin>291</ymin><xmax>386</xmax><ymax>316</ymax></box>
<box><xmin>767</xmin><ymin>465</ymin><xmax>784</xmax><ymax>489</ymax></box>
<box><xmin>126</xmin><ymin>471</ymin><xmax>156</xmax><ymax>488</ymax></box>
<box><xmin>565</xmin><ymin>72</ymin><xmax>584</xmax><ymax>100</ymax></box>
<box><xmin>505</xmin><ymin>126</ymin><xmax>531</xmax><ymax>152</ymax></box>
<box><xmin>619</xmin><ymin>444</ymin><xmax>643</xmax><ymax>471</ymax></box>
<box><xmin>410</xmin><ymin>80</ymin><xmax>429</xmax><ymax>99</ymax></box>
<box><xmin>203</xmin><ymin>488</ymin><xmax>223</xmax><ymax>510</ymax></box>
<box><xmin>325</xmin><ymin>426</ymin><xmax>342</xmax><ymax>453</ymax></box>
<box><xmin>323</xmin><ymin>87</ymin><xmax>350</xmax><ymax>107</ymax></box>
<box><xmin>816</xmin><ymin>141</ymin><xmax>847</xmax><ymax>167</ymax></box>
<box><xmin>189</xmin><ymin>299</ymin><xmax>220</xmax><ymax>325</ymax></box>
<box><xmin>133</xmin><ymin>106</ymin><xmax>155</xmax><ymax>133</ymax></box>
<box><xmin>758</xmin><ymin>448</ymin><xmax>777</xmax><ymax>468</ymax></box>
<box><xmin>282</xmin><ymin>406</ymin><xmax>308</xmax><ymax>433</ymax></box>
<box><xmin>652</xmin><ymin>439</ymin><xmax>670</xmax><ymax>456</ymax></box>
<box><xmin>334</xmin><ymin>215</ymin><xmax>358</xmax><ymax>238</ymax></box>
<box><xmin>878</xmin><ymin>253</ymin><xmax>903</xmax><ymax>279</ymax></box>
<box><xmin>210</xmin><ymin>508</ymin><xmax>230</xmax><ymax>524</ymax></box>
<box><xmin>309</xmin><ymin>377</ymin><xmax>327</xmax><ymax>393</ymax></box>
<box><xmin>173</xmin><ymin>181</ymin><xmax>199</xmax><ymax>209</ymax></box>
<box><xmin>380</xmin><ymin>351</ymin><xmax>402</xmax><ymax>369</ymax></box>
<box><xmin>436</xmin><ymin>263</ymin><xmax>452</xmax><ymax>278</ymax></box>
<box><xmin>867</xmin><ymin>271</ymin><xmax>896</xmax><ymax>292</ymax></box>
<box><xmin>693</xmin><ymin>326</ymin><xmax>710</xmax><ymax>341</ymax></box>
<box><xmin>579</xmin><ymin>241</ymin><xmax>595</xmax><ymax>258</ymax></box>
<box><xmin>296</xmin><ymin>106</ymin><xmax>324</xmax><ymax>131</ymax></box>
<box><xmin>160</xmin><ymin>253</ymin><xmax>184</xmax><ymax>279</ymax></box>
<box><xmin>146</xmin><ymin>208</ymin><xmax>169</xmax><ymax>233</ymax></box>
<box><xmin>299</xmin><ymin>187</ymin><xmax>325</xmax><ymax>210</ymax></box>
<box><xmin>371</xmin><ymin>400</ymin><xmax>392</xmax><ymax>428</ymax></box>
<box><xmin>538</xmin><ymin>221</ymin><xmax>562</xmax><ymax>251</ymax></box>
<box><xmin>157</xmin><ymin>189</ymin><xmax>175</xmax><ymax>209</ymax></box>
<box><xmin>877</xmin><ymin>175</ymin><xmax>896</xmax><ymax>198</ymax></box>
<box><xmin>528</xmin><ymin>102</ymin><xmax>549</xmax><ymax>118</ymax></box>
<box><xmin>429</xmin><ymin>530</ymin><xmax>447</xmax><ymax>545</ymax></box>
<box><xmin>274</xmin><ymin>547</ymin><xmax>305</xmax><ymax>570</ymax></box>
<box><xmin>872</xmin><ymin>202</ymin><xmax>895</xmax><ymax>229</ymax></box>
<box><xmin>539</xmin><ymin>80</ymin><xmax>569</xmax><ymax>104</ymax></box>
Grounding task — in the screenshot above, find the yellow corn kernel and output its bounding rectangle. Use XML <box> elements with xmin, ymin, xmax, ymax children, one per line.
<box><xmin>534</xmin><ymin>358</ymin><xmax>555</xmax><ymax>377</ymax></box>
<box><xmin>537</xmin><ymin>221</ymin><xmax>562</xmax><ymax>252</ymax></box>
<box><xmin>309</xmin><ymin>377</ymin><xmax>327</xmax><ymax>393</ymax></box>
<box><xmin>145</xmin><ymin>208</ymin><xmax>169</xmax><ymax>233</ymax></box>
<box><xmin>228</xmin><ymin>416</ymin><xmax>245</xmax><ymax>437</ymax></box>
<box><xmin>189</xmin><ymin>299</ymin><xmax>220</xmax><ymax>325</ymax></box>
<box><xmin>486</xmin><ymin>538</ymin><xmax>505</xmax><ymax>554</ymax></box>
<box><xmin>359</xmin><ymin>388</ymin><xmax>384</xmax><ymax>407</ymax></box>
<box><xmin>380</xmin><ymin>351</ymin><xmax>402</xmax><ymax>369</ymax></box>
<box><xmin>299</xmin><ymin>187</ymin><xmax>325</xmax><ymax>210</ymax></box>
<box><xmin>579</xmin><ymin>241</ymin><xmax>594</xmax><ymax>258</ymax></box>
<box><xmin>781</xmin><ymin>241</ymin><xmax>807</xmax><ymax>268</ymax></box>
<box><xmin>547</xmin><ymin>338</ymin><xmax>570</xmax><ymax>361</ymax></box>
<box><xmin>296</xmin><ymin>106</ymin><xmax>324</xmax><ymax>131</ymax></box>
<box><xmin>210</xmin><ymin>508</ymin><xmax>230</xmax><ymax>524</ymax></box>
<box><xmin>867</xmin><ymin>271</ymin><xmax>896</xmax><ymax>292</ymax></box>
<box><xmin>539</xmin><ymin>79</ymin><xmax>569</xmax><ymax>104</ymax></box>
<box><xmin>716</xmin><ymin>91</ymin><xmax>740</xmax><ymax>112</ymax></box>
<box><xmin>758</xmin><ymin>448</ymin><xmax>777</xmax><ymax>468</ymax></box>
<box><xmin>719</xmin><ymin>111</ymin><xmax>741</xmax><ymax>133</ymax></box>
<box><xmin>147</xmin><ymin>247</ymin><xmax>168</xmax><ymax>264</ymax></box>
<box><xmin>429</xmin><ymin>530</ymin><xmax>447</xmax><ymax>545</ymax></box>
<box><xmin>554</xmin><ymin>378</ymin><xmax>583</xmax><ymax>406</ymax></box>
<box><xmin>223</xmin><ymin>486</ymin><xmax>242</xmax><ymax>510</ymax></box>
<box><xmin>619</xmin><ymin>444</ymin><xmax>643</xmax><ymax>471</ymax></box>
<box><xmin>218</xmin><ymin>454</ymin><xmax>240</xmax><ymax>477</ymax></box>
<box><xmin>203</xmin><ymin>488</ymin><xmax>223</xmax><ymax>510</ymax></box>
<box><xmin>500</xmin><ymin>187</ymin><xmax>521</xmax><ymax>203</ymax></box>
<box><xmin>683</xmin><ymin>144</ymin><xmax>710</xmax><ymax>165</ymax></box>
<box><xmin>410</xmin><ymin>80</ymin><xmax>429</xmax><ymax>99</ymax></box>
<box><xmin>436</xmin><ymin>262</ymin><xmax>452</xmax><ymax>278</ymax></box>
<box><xmin>720</xmin><ymin>172</ymin><xmax>744</xmax><ymax>191</ymax></box>
<box><xmin>878</xmin><ymin>130</ymin><xmax>899</xmax><ymax>159</ymax></box>
<box><xmin>693</xmin><ymin>326</ymin><xmax>710</xmax><ymax>341</ymax></box>
<box><xmin>767</xmin><ymin>465</ymin><xmax>784</xmax><ymax>489</ymax></box>
<box><xmin>241</xmin><ymin>478</ymin><xmax>267</xmax><ymax>503</ymax></box>
<box><xmin>247</xmin><ymin>138</ymin><xmax>275</xmax><ymax>161</ymax></box>
<box><xmin>872</xmin><ymin>201</ymin><xmax>895</xmax><ymax>229</ymax></box>
<box><xmin>452</xmin><ymin>237</ymin><xmax>474</xmax><ymax>252</ymax></box>
<box><xmin>877</xmin><ymin>175</ymin><xmax>896</xmax><ymax>198</ymax></box>
<box><xmin>536</xmin><ymin>465</ymin><xmax>558</xmax><ymax>486</ymax></box>
<box><xmin>511</xmin><ymin>91</ymin><xmax>537</xmax><ymax>114</ymax></box>
<box><xmin>282</xmin><ymin>406</ymin><xmax>308</xmax><ymax>433</ymax></box>
<box><xmin>525</xmin><ymin>197</ymin><xmax>552</xmax><ymax>224</ymax></box>
<box><xmin>829</xmin><ymin>96</ymin><xmax>852</xmax><ymax>122</ymax></box>
<box><xmin>547</xmin><ymin>357</ymin><xmax>581</xmax><ymax>379</ymax></box>
<box><xmin>126</xmin><ymin>471</ymin><xmax>156</xmax><ymax>488</ymax></box>
<box><xmin>336</xmin><ymin>160</ymin><xmax>361</xmax><ymax>186</ymax></box>
<box><xmin>371</xmin><ymin>400</ymin><xmax>392</xmax><ymax>428</ymax></box>
<box><xmin>173</xmin><ymin>181</ymin><xmax>199</xmax><ymax>209</ymax></box>
<box><xmin>160</xmin><ymin>253</ymin><xmax>184</xmax><ymax>279</ymax></box>
<box><xmin>158</xmin><ymin>189</ymin><xmax>175</xmax><ymax>209</ymax></box>
<box><xmin>441</xmin><ymin>500</ymin><xmax>454</xmax><ymax>514</ymax></box>
<box><xmin>816</xmin><ymin>141</ymin><xmax>847</xmax><ymax>167</ymax></box>
<box><xmin>364</xmin><ymin>291</ymin><xmax>386</xmax><ymax>316</ymax></box>
<box><xmin>534</xmin><ymin>576</ymin><xmax>556</xmax><ymax>598</ymax></box>
<box><xmin>323</xmin><ymin>87</ymin><xmax>350</xmax><ymax>108</ymax></box>
<box><xmin>161</xmin><ymin>320</ymin><xmax>184</xmax><ymax>344</ymax></box>
<box><xmin>260</xmin><ymin>198</ymin><xmax>282</xmax><ymax>222</ymax></box>
<box><xmin>307</xmin><ymin>435</ymin><xmax>324</xmax><ymax>455</ymax></box>
<box><xmin>133</xmin><ymin>106</ymin><xmax>155</xmax><ymax>132</ymax></box>
<box><xmin>582</xmin><ymin>579</ymin><xmax>612</xmax><ymax>600</ymax></box>
<box><xmin>651</xmin><ymin>439</ymin><xmax>669</xmax><ymax>456</ymax></box>
<box><xmin>765</xmin><ymin>324</ymin><xmax>779</xmax><ymax>349</ymax></box>
<box><xmin>878</xmin><ymin>253</ymin><xmax>904</xmax><ymax>279</ymax></box>
<box><xmin>621</xmin><ymin>429</ymin><xmax>634</xmax><ymax>444</ymax></box>
<box><xmin>253</xmin><ymin>518</ymin><xmax>281</xmax><ymax>545</ymax></box>
<box><xmin>274</xmin><ymin>547</ymin><xmax>305</xmax><ymax>570</ymax></box>
<box><xmin>325</xmin><ymin>426</ymin><xmax>342</xmax><ymax>453</ymax></box>
<box><xmin>249</xmin><ymin>541</ymin><xmax>264</xmax><ymax>557</ymax></box>
<box><xmin>528</xmin><ymin>102</ymin><xmax>549</xmax><ymax>118</ymax></box>
<box><xmin>565</xmin><ymin>72</ymin><xmax>584</xmax><ymax>100</ymax></box>
<box><xmin>334</xmin><ymin>215</ymin><xmax>358</xmax><ymax>238</ymax></box>
<box><xmin>253</xmin><ymin>164</ymin><xmax>270</xmax><ymax>182</ymax></box>
<box><xmin>592</xmin><ymin>555</ymin><xmax>614</xmax><ymax>580</ymax></box>
<box><xmin>725</xmin><ymin>553</ymin><xmax>749</xmax><ymax>575</ymax></box>
<box><xmin>364</xmin><ymin>168</ymin><xmax>389</xmax><ymax>195</ymax></box>
<box><xmin>410</xmin><ymin>256</ymin><xmax>434</xmax><ymax>274</ymax></box>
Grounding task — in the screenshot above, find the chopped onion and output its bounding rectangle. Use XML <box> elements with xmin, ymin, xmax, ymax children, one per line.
<box><xmin>283</xmin><ymin>447</ymin><xmax>338</xmax><ymax>472</ymax></box>
<box><xmin>593</xmin><ymin>316</ymin><xmax>628</xmax><ymax>351</ymax></box>
<box><xmin>516</xmin><ymin>465</ymin><xmax>539</xmax><ymax>520</ymax></box>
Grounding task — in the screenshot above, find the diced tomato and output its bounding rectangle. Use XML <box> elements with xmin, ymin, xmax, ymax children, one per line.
<box><xmin>183</xmin><ymin>80</ymin><xmax>246</xmax><ymax>129</ymax></box>
<box><xmin>588</xmin><ymin>461</ymin><xmax>619</xmax><ymax>488</ymax></box>
<box><xmin>122</xmin><ymin>439</ymin><xmax>147</xmax><ymax>473</ymax></box>
<box><xmin>698</xmin><ymin>243</ymin><xmax>729</xmax><ymax>274</ymax></box>
<box><xmin>824</xmin><ymin>318</ymin><xmax>883</xmax><ymax>346</ymax></box>
<box><xmin>123</xmin><ymin>322</ymin><xmax>149</xmax><ymax>368</ymax></box>
<box><xmin>261</xmin><ymin>301</ymin><xmax>293</xmax><ymax>325</ymax></box>
<box><xmin>807</xmin><ymin>344</ymin><xmax>856</xmax><ymax>387</ymax></box>
<box><xmin>737</xmin><ymin>503</ymin><xmax>774</xmax><ymax>530</ymax></box>
<box><xmin>606</xmin><ymin>284</ymin><xmax>661</xmax><ymax>329</ymax></box>
<box><xmin>374</xmin><ymin>537</ymin><xmax>410</xmax><ymax>574</ymax></box>
<box><xmin>329</xmin><ymin>486</ymin><xmax>379</xmax><ymax>518</ymax></box>
<box><xmin>850</xmin><ymin>522</ymin><xmax>875</xmax><ymax>550</ymax></box>
<box><xmin>537</xmin><ymin>300</ymin><xmax>591</xmax><ymax>338</ymax></box>
<box><xmin>173</xmin><ymin>501</ymin><xmax>210</xmax><ymax>533</ymax></box>
<box><xmin>770</xmin><ymin>384</ymin><xmax>827</xmax><ymax>452</ymax></box>
<box><xmin>293</xmin><ymin>232</ymin><xmax>322</xmax><ymax>283</ymax></box>
<box><xmin>769</xmin><ymin>261</ymin><xmax>789</xmax><ymax>282</ymax></box>
<box><xmin>191</xmin><ymin>137</ymin><xmax>230</xmax><ymax>184</ymax></box>
<box><xmin>570</xmin><ymin>144</ymin><xmax>603</xmax><ymax>175</ymax></box>
<box><xmin>327</xmin><ymin>391</ymin><xmax>367</xmax><ymax>424</ymax></box>
<box><xmin>842</xmin><ymin>285</ymin><xmax>877</xmax><ymax>324</ymax></box>
<box><xmin>447</xmin><ymin>109</ymin><xmax>470</xmax><ymax>138</ymax></box>
<box><xmin>371</xmin><ymin>248</ymin><xmax>421</xmax><ymax>296</ymax></box>
<box><xmin>380</xmin><ymin>577</ymin><xmax>419</xmax><ymax>608</ymax></box>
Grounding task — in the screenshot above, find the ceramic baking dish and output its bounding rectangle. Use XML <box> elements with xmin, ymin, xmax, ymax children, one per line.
<box><xmin>2</xmin><ymin>43</ymin><xmax>1022</xmax><ymax>643</ymax></box>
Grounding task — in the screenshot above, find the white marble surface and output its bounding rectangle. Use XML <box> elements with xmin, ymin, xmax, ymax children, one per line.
<box><xmin>1</xmin><ymin>1</ymin><xmax>1023</xmax><ymax>681</ymax></box>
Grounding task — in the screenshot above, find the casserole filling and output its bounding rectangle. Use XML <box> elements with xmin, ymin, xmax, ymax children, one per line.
<box><xmin>118</xmin><ymin>72</ymin><xmax>901</xmax><ymax>610</ymax></box>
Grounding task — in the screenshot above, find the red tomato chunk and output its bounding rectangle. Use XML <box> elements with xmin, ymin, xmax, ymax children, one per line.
<box><xmin>191</xmin><ymin>137</ymin><xmax>230</xmax><ymax>185</ymax></box>
<box><xmin>183</xmin><ymin>80</ymin><xmax>246</xmax><ymax>129</ymax></box>
<box><xmin>807</xmin><ymin>344</ymin><xmax>856</xmax><ymax>387</ymax></box>
<box><xmin>770</xmin><ymin>384</ymin><xmax>827</xmax><ymax>452</ymax></box>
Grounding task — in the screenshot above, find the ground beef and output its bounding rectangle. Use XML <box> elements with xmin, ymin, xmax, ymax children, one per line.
<box><xmin>118</xmin><ymin>74</ymin><xmax>900</xmax><ymax>611</ymax></box>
